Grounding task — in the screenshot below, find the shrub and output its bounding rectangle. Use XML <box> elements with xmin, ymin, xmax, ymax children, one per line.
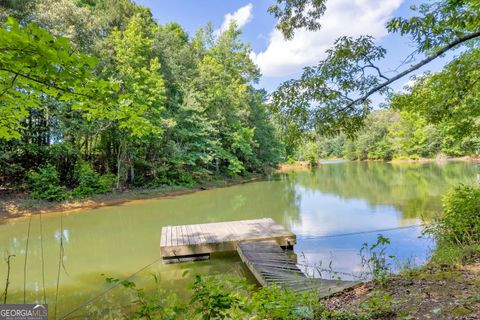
<box><xmin>73</xmin><ymin>163</ymin><xmax>115</xmax><ymax>198</ymax></box>
<box><xmin>250</xmin><ymin>285</ymin><xmax>318</xmax><ymax>320</ymax></box>
<box><xmin>435</xmin><ymin>184</ymin><xmax>480</xmax><ymax>245</ymax></box>
<box><xmin>47</xmin><ymin>143</ymin><xmax>81</xmax><ymax>187</ymax></box>
<box><xmin>28</xmin><ymin>164</ymin><xmax>68</xmax><ymax>201</ymax></box>
<box><xmin>190</xmin><ymin>274</ymin><xmax>250</xmax><ymax>319</ymax></box>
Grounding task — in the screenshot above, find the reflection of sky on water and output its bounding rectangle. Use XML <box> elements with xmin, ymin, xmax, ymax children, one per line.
<box><xmin>289</xmin><ymin>183</ymin><xmax>435</xmax><ymax>280</ymax></box>
<box><xmin>290</xmin><ymin>186</ymin><xmax>419</xmax><ymax>236</ymax></box>
<box><xmin>295</xmin><ymin>227</ymin><xmax>435</xmax><ymax>280</ymax></box>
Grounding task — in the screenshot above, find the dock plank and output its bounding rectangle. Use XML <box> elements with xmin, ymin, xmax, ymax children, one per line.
<box><xmin>160</xmin><ymin>218</ymin><xmax>360</xmax><ymax>296</ymax></box>
<box><xmin>236</xmin><ymin>240</ymin><xmax>360</xmax><ymax>295</ymax></box>
<box><xmin>160</xmin><ymin>218</ymin><xmax>296</xmax><ymax>259</ymax></box>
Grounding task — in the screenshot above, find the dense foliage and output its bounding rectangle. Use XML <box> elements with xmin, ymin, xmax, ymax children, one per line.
<box><xmin>301</xmin><ymin>106</ymin><xmax>479</xmax><ymax>162</ymax></box>
<box><xmin>100</xmin><ymin>274</ymin><xmax>372</xmax><ymax>320</ymax></box>
<box><xmin>436</xmin><ymin>184</ymin><xmax>480</xmax><ymax>245</ymax></box>
<box><xmin>0</xmin><ymin>0</ymin><xmax>283</xmax><ymax>200</ymax></box>
<box><xmin>27</xmin><ymin>164</ymin><xmax>67</xmax><ymax>201</ymax></box>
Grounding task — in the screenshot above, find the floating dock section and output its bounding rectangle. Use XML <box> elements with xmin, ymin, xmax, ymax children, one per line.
<box><xmin>160</xmin><ymin>218</ymin><xmax>295</xmax><ymax>260</ymax></box>
<box><xmin>160</xmin><ymin>218</ymin><xmax>359</xmax><ymax>295</ymax></box>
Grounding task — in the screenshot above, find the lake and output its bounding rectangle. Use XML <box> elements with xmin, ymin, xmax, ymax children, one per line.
<box><xmin>0</xmin><ymin>161</ymin><xmax>478</xmax><ymax>318</ymax></box>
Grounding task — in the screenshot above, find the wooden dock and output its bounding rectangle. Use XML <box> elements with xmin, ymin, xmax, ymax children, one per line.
<box><xmin>160</xmin><ymin>218</ymin><xmax>360</xmax><ymax>295</ymax></box>
<box><xmin>160</xmin><ymin>218</ymin><xmax>295</xmax><ymax>260</ymax></box>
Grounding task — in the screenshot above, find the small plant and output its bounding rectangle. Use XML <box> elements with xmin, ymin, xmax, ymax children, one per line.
<box><xmin>190</xmin><ymin>274</ymin><xmax>250</xmax><ymax>319</ymax></box>
<box><xmin>250</xmin><ymin>285</ymin><xmax>318</xmax><ymax>320</ymax></box>
<box><xmin>28</xmin><ymin>164</ymin><xmax>68</xmax><ymax>201</ymax></box>
<box><xmin>105</xmin><ymin>276</ymin><xmax>183</xmax><ymax>319</ymax></box>
<box><xmin>360</xmin><ymin>291</ymin><xmax>396</xmax><ymax>318</ymax></box>
<box><xmin>360</xmin><ymin>234</ymin><xmax>394</xmax><ymax>286</ymax></box>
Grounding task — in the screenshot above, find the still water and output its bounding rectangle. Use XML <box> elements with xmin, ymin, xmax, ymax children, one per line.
<box><xmin>0</xmin><ymin>161</ymin><xmax>478</xmax><ymax>317</ymax></box>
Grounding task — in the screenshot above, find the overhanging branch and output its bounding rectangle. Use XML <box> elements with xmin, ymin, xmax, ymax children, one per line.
<box><xmin>340</xmin><ymin>30</ymin><xmax>480</xmax><ymax>113</ymax></box>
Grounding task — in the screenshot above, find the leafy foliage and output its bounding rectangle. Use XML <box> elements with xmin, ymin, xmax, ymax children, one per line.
<box><xmin>72</xmin><ymin>162</ymin><xmax>115</xmax><ymax>198</ymax></box>
<box><xmin>268</xmin><ymin>0</ymin><xmax>326</xmax><ymax>40</ymax></box>
<box><xmin>391</xmin><ymin>48</ymin><xmax>480</xmax><ymax>146</ymax></box>
<box><xmin>295</xmin><ymin>107</ymin><xmax>475</xmax><ymax>162</ymax></box>
<box><xmin>105</xmin><ymin>276</ymin><xmax>184</xmax><ymax>320</ymax></box>
<box><xmin>28</xmin><ymin>164</ymin><xmax>67</xmax><ymax>201</ymax></box>
<box><xmin>272</xmin><ymin>36</ymin><xmax>388</xmax><ymax>139</ymax></box>
<box><xmin>387</xmin><ymin>0</ymin><xmax>480</xmax><ymax>54</ymax></box>
<box><xmin>190</xmin><ymin>275</ymin><xmax>250</xmax><ymax>319</ymax></box>
<box><xmin>434</xmin><ymin>184</ymin><xmax>480</xmax><ymax>245</ymax></box>
<box><xmin>0</xmin><ymin>1</ymin><xmax>283</xmax><ymax>195</ymax></box>
<box><xmin>360</xmin><ymin>235</ymin><xmax>394</xmax><ymax>286</ymax></box>
<box><xmin>270</xmin><ymin>0</ymin><xmax>480</xmax><ymax>140</ymax></box>
<box><xmin>0</xmin><ymin>17</ymin><xmax>100</xmax><ymax>140</ymax></box>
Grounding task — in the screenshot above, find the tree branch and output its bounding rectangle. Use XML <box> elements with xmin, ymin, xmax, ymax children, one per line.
<box><xmin>340</xmin><ymin>30</ymin><xmax>480</xmax><ymax>113</ymax></box>
<box><xmin>0</xmin><ymin>68</ymin><xmax>93</xmax><ymax>99</ymax></box>
<box><xmin>0</xmin><ymin>73</ymin><xmax>18</xmax><ymax>98</ymax></box>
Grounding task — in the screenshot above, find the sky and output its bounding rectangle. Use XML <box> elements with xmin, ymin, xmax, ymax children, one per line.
<box><xmin>134</xmin><ymin>0</ymin><xmax>458</xmax><ymax>102</ymax></box>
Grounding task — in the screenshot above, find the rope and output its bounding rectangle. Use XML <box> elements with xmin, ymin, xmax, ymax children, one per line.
<box><xmin>60</xmin><ymin>256</ymin><xmax>163</xmax><ymax>320</ymax></box>
<box><xmin>296</xmin><ymin>223</ymin><xmax>429</xmax><ymax>240</ymax></box>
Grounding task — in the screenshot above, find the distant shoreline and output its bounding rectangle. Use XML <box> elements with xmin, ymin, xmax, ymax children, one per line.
<box><xmin>388</xmin><ymin>156</ymin><xmax>480</xmax><ymax>163</ymax></box>
<box><xmin>277</xmin><ymin>156</ymin><xmax>480</xmax><ymax>170</ymax></box>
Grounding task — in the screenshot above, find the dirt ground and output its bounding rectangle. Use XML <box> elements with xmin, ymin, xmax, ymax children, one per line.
<box><xmin>323</xmin><ymin>261</ymin><xmax>480</xmax><ymax>319</ymax></box>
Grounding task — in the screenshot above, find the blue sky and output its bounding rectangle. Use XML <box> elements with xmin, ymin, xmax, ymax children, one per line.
<box><xmin>135</xmin><ymin>0</ymin><xmax>457</xmax><ymax>102</ymax></box>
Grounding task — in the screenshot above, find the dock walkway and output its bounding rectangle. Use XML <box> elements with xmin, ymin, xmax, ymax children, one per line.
<box><xmin>160</xmin><ymin>218</ymin><xmax>359</xmax><ymax>295</ymax></box>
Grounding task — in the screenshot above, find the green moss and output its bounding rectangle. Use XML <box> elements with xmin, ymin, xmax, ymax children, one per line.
<box><xmin>451</xmin><ymin>306</ymin><xmax>472</xmax><ymax>316</ymax></box>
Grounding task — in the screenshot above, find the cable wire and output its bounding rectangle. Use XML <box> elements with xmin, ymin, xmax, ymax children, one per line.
<box><xmin>60</xmin><ymin>256</ymin><xmax>163</xmax><ymax>320</ymax></box>
<box><xmin>297</xmin><ymin>223</ymin><xmax>429</xmax><ymax>240</ymax></box>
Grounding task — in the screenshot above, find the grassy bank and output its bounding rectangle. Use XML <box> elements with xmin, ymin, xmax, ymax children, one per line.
<box><xmin>0</xmin><ymin>176</ymin><xmax>260</xmax><ymax>221</ymax></box>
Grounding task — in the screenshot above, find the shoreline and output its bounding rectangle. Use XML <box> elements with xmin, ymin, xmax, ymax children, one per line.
<box><xmin>276</xmin><ymin>156</ymin><xmax>479</xmax><ymax>171</ymax></box>
<box><xmin>388</xmin><ymin>155</ymin><xmax>480</xmax><ymax>163</ymax></box>
<box><xmin>0</xmin><ymin>176</ymin><xmax>260</xmax><ymax>222</ymax></box>
<box><xmin>2</xmin><ymin>156</ymin><xmax>478</xmax><ymax>221</ymax></box>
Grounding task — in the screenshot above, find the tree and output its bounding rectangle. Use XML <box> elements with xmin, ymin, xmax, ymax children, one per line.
<box><xmin>268</xmin><ymin>0</ymin><xmax>326</xmax><ymax>40</ymax></box>
<box><xmin>0</xmin><ymin>18</ymin><xmax>102</xmax><ymax>140</ymax></box>
<box><xmin>270</xmin><ymin>0</ymin><xmax>480</xmax><ymax>139</ymax></box>
<box><xmin>390</xmin><ymin>48</ymin><xmax>480</xmax><ymax>155</ymax></box>
<box><xmin>98</xmin><ymin>13</ymin><xmax>168</xmax><ymax>186</ymax></box>
<box><xmin>0</xmin><ymin>1</ymin><xmax>284</xmax><ymax>194</ymax></box>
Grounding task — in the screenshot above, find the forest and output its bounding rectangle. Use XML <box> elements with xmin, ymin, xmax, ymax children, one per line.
<box><xmin>0</xmin><ymin>0</ymin><xmax>283</xmax><ymax>201</ymax></box>
<box><xmin>1</xmin><ymin>0</ymin><xmax>480</xmax><ymax>202</ymax></box>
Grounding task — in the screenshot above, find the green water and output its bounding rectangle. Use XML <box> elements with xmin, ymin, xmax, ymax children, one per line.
<box><xmin>0</xmin><ymin>161</ymin><xmax>478</xmax><ymax>318</ymax></box>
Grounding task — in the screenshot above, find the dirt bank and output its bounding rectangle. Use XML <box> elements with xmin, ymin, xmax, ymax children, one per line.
<box><xmin>0</xmin><ymin>177</ymin><xmax>259</xmax><ymax>222</ymax></box>
<box><xmin>323</xmin><ymin>260</ymin><xmax>480</xmax><ymax>319</ymax></box>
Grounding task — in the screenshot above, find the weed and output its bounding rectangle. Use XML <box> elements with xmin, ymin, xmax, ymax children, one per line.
<box><xmin>360</xmin><ymin>234</ymin><xmax>395</xmax><ymax>286</ymax></box>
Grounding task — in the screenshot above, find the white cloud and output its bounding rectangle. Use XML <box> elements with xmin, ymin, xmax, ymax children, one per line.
<box><xmin>217</xmin><ymin>3</ymin><xmax>253</xmax><ymax>34</ymax></box>
<box><xmin>252</xmin><ymin>0</ymin><xmax>404</xmax><ymax>77</ymax></box>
